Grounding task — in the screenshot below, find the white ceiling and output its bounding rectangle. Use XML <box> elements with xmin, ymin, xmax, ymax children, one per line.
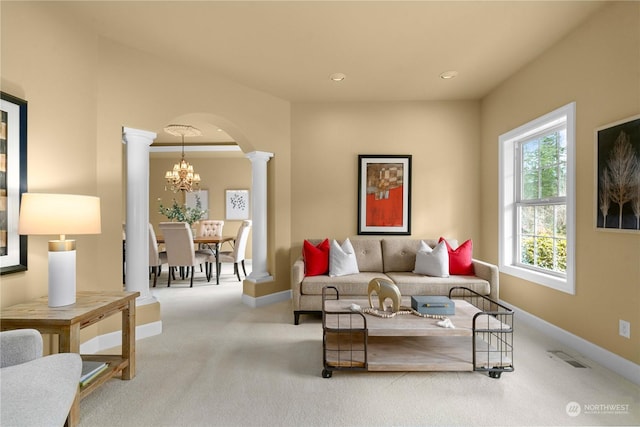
<box><xmin>57</xmin><ymin>1</ymin><xmax>606</xmax><ymax>144</ymax></box>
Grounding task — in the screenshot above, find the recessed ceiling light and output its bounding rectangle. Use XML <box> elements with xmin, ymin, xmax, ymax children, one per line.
<box><xmin>329</xmin><ymin>73</ymin><xmax>346</xmax><ymax>82</ymax></box>
<box><xmin>440</xmin><ymin>71</ymin><xmax>459</xmax><ymax>80</ymax></box>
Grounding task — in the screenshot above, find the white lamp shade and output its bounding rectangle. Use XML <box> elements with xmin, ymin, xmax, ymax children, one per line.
<box><xmin>18</xmin><ymin>193</ymin><xmax>101</xmax><ymax>236</ymax></box>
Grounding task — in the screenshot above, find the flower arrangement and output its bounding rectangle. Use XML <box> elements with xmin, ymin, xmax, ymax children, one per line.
<box><xmin>158</xmin><ymin>195</ymin><xmax>208</xmax><ymax>226</ymax></box>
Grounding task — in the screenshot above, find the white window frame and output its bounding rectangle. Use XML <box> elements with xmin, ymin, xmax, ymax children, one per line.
<box><xmin>499</xmin><ymin>102</ymin><xmax>576</xmax><ymax>294</ymax></box>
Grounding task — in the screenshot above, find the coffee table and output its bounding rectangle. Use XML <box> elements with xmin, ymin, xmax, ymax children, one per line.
<box><xmin>321</xmin><ymin>286</ymin><xmax>513</xmax><ymax>378</ymax></box>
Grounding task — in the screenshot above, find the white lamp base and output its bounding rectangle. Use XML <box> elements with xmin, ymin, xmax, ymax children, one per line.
<box><xmin>48</xmin><ymin>248</ymin><xmax>76</xmax><ymax>307</ymax></box>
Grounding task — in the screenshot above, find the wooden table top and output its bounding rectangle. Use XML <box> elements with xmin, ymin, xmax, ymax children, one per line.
<box><xmin>323</xmin><ymin>298</ymin><xmax>489</xmax><ymax>337</ymax></box>
<box><xmin>156</xmin><ymin>235</ymin><xmax>233</xmax><ymax>245</ymax></box>
<box><xmin>0</xmin><ymin>291</ymin><xmax>139</xmax><ymax>326</ymax></box>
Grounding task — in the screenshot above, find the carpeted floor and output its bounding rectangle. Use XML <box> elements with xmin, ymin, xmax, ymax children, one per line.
<box><xmin>79</xmin><ymin>265</ymin><xmax>640</xmax><ymax>426</ymax></box>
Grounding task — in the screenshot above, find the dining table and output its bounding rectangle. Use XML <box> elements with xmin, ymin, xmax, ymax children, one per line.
<box><xmin>156</xmin><ymin>235</ymin><xmax>234</xmax><ymax>285</ymax></box>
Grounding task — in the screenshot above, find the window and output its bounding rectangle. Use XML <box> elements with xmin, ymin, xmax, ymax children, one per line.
<box><xmin>499</xmin><ymin>103</ymin><xmax>576</xmax><ymax>294</ymax></box>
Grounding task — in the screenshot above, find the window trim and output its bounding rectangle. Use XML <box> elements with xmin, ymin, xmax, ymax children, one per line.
<box><xmin>499</xmin><ymin>102</ymin><xmax>576</xmax><ymax>294</ymax></box>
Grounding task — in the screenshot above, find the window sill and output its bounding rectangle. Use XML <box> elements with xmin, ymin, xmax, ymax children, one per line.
<box><xmin>500</xmin><ymin>264</ymin><xmax>575</xmax><ymax>295</ymax></box>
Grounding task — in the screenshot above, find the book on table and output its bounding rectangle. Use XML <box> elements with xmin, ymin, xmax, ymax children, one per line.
<box><xmin>80</xmin><ymin>360</ymin><xmax>109</xmax><ymax>386</ymax></box>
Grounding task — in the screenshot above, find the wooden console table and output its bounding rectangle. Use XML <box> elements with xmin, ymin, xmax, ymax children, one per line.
<box><xmin>0</xmin><ymin>290</ymin><xmax>140</xmax><ymax>427</ymax></box>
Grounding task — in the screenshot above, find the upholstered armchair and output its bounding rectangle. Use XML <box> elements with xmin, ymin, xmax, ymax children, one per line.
<box><xmin>0</xmin><ymin>329</ymin><xmax>82</xmax><ymax>427</ymax></box>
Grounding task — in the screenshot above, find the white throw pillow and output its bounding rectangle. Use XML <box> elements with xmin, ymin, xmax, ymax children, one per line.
<box><xmin>329</xmin><ymin>238</ymin><xmax>360</xmax><ymax>277</ymax></box>
<box><xmin>413</xmin><ymin>240</ymin><xmax>449</xmax><ymax>277</ymax></box>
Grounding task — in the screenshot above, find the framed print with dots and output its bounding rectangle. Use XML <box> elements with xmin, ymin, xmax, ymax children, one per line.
<box><xmin>226</xmin><ymin>189</ymin><xmax>250</xmax><ymax>220</ymax></box>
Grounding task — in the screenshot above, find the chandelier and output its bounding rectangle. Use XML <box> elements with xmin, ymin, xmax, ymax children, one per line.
<box><xmin>163</xmin><ymin>124</ymin><xmax>202</xmax><ymax>192</ymax></box>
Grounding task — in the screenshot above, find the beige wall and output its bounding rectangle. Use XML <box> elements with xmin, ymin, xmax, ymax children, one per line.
<box><xmin>97</xmin><ymin>39</ymin><xmax>292</xmax><ymax>299</ymax></box>
<box><xmin>1</xmin><ymin>2</ymin><xmax>291</xmax><ymax>331</ymax></box>
<box><xmin>2</xmin><ymin>1</ymin><xmax>637</xmax><ymax>365</ymax></box>
<box><xmin>1</xmin><ymin>2</ymin><xmax>102</xmax><ymax>307</ymax></box>
<box><xmin>150</xmin><ymin>155</ymin><xmax>253</xmax><ymax>257</ymax></box>
<box><xmin>480</xmin><ymin>2</ymin><xmax>640</xmax><ymax>363</ymax></box>
<box><xmin>291</xmin><ymin>101</ymin><xmax>481</xmax><ymax>260</ymax></box>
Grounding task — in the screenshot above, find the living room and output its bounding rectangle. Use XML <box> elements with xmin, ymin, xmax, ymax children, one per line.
<box><xmin>0</xmin><ymin>1</ymin><xmax>638</xmax><ymax>425</ymax></box>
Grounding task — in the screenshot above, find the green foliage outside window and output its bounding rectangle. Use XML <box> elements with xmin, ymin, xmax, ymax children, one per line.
<box><xmin>521</xmin><ymin>131</ymin><xmax>567</xmax><ymax>200</ymax></box>
<box><xmin>521</xmin><ymin>235</ymin><xmax>567</xmax><ymax>272</ymax></box>
<box><xmin>519</xmin><ymin>129</ymin><xmax>568</xmax><ymax>275</ymax></box>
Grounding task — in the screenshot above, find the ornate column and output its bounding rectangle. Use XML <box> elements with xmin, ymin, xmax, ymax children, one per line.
<box><xmin>245</xmin><ymin>151</ymin><xmax>273</xmax><ymax>283</ymax></box>
<box><xmin>122</xmin><ymin>127</ymin><xmax>156</xmax><ymax>304</ymax></box>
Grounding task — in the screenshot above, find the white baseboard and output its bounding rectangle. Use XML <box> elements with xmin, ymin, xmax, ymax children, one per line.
<box><xmin>508</xmin><ymin>301</ymin><xmax>640</xmax><ymax>386</ymax></box>
<box><xmin>242</xmin><ymin>289</ymin><xmax>291</xmax><ymax>308</ymax></box>
<box><xmin>79</xmin><ymin>321</ymin><xmax>163</xmax><ymax>354</ymax></box>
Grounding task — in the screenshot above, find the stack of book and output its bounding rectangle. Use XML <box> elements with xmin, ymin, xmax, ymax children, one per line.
<box><xmin>80</xmin><ymin>361</ymin><xmax>108</xmax><ymax>387</ymax></box>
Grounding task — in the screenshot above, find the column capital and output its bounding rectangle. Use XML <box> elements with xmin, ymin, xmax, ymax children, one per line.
<box><xmin>122</xmin><ymin>127</ymin><xmax>157</xmax><ymax>145</ymax></box>
<box><xmin>246</xmin><ymin>151</ymin><xmax>274</xmax><ymax>162</ymax></box>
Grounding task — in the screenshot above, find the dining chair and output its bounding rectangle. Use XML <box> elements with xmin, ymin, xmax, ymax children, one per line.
<box><xmin>212</xmin><ymin>220</ymin><xmax>251</xmax><ymax>281</ymax></box>
<box><xmin>196</xmin><ymin>220</ymin><xmax>224</xmax><ymax>255</ymax></box>
<box><xmin>197</xmin><ymin>220</ymin><xmax>224</xmax><ymax>238</ymax></box>
<box><xmin>148</xmin><ymin>223</ymin><xmax>167</xmax><ymax>288</ymax></box>
<box><xmin>158</xmin><ymin>222</ymin><xmax>210</xmax><ymax>287</ymax></box>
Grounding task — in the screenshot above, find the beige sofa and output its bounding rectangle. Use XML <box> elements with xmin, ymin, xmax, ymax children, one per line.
<box><xmin>291</xmin><ymin>238</ymin><xmax>499</xmax><ymax>324</ymax></box>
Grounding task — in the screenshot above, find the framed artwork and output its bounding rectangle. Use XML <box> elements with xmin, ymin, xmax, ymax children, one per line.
<box><xmin>0</xmin><ymin>92</ymin><xmax>28</xmax><ymax>274</ymax></box>
<box><xmin>186</xmin><ymin>190</ymin><xmax>208</xmax><ymax>220</ymax></box>
<box><xmin>595</xmin><ymin>114</ymin><xmax>640</xmax><ymax>233</ymax></box>
<box><xmin>358</xmin><ymin>154</ymin><xmax>411</xmax><ymax>235</ymax></box>
<box><xmin>226</xmin><ymin>189</ymin><xmax>250</xmax><ymax>220</ymax></box>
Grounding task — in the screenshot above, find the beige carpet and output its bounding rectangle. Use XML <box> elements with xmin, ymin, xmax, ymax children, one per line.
<box><xmin>79</xmin><ymin>266</ymin><xmax>640</xmax><ymax>426</ymax></box>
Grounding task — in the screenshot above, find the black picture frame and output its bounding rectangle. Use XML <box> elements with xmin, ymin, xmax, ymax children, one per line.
<box><xmin>358</xmin><ymin>154</ymin><xmax>411</xmax><ymax>235</ymax></box>
<box><xmin>595</xmin><ymin>114</ymin><xmax>640</xmax><ymax>233</ymax></box>
<box><xmin>0</xmin><ymin>92</ymin><xmax>28</xmax><ymax>274</ymax></box>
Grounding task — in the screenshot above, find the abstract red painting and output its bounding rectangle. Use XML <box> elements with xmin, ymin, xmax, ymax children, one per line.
<box><xmin>358</xmin><ymin>155</ymin><xmax>411</xmax><ymax>235</ymax></box>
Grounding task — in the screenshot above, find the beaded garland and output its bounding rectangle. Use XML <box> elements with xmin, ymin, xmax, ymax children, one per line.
<box><xmin>361</xmin><ymin>305</ymin><xmax>448</xmax><ymax>320</ymax></box>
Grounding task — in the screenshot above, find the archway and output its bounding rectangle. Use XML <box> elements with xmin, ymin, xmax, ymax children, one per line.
<box><xmin>123</xmin><ymin>115</ymin><xmax>272</xmax><ymax>306</ymax></box>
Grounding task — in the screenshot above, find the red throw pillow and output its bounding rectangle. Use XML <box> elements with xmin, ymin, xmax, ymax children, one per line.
<box><xmin>303</xmin><ymin>239</ymin><xmax>330</xmax><ymax>276</ymax></box>
<box><xmin>439</xmin><ymin>237</ymin><xmax>474</xmax><ymax>275</ymax></box>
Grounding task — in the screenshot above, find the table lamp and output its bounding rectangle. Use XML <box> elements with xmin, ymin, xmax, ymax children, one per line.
<box><xmin>18</xmin><ymin>193</ymin><xmax>101</xmax><ymax>307</ymax></box>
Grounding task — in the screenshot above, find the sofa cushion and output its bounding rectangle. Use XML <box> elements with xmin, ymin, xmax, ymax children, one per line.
<box><xmin>440</xmin><ymin>238</ymin><xmax>474</xmax><ymax>275</ymax></box>
<box><xmin>382</xmin><ymin>239</ymin><xmax>420</xmax><ymax>272</ymax></box>
<box><xmin>382</xmin><ymin>238</ymin><xmax>454</xmax><ymax>272</ymax></box>
<box><xmin>303</xmin><ymin>239</ymin><xmax>330</xmax><ymax>276</ymax></box>
<box><xmin>350</xmin><ymin>239</ymin><xmax>384</xmax><ymax>272</ymax></box>
<box><xmin>386</xmin><ymin>272</ymin><xmax>490</xmax><ymax>297</ymax></box>
<box><xmin>300</xmin><ymin>272</ymin><xmax>392</xmax><ymax>296</ymax></box>
<box><xmin>329</xmin><ymin>238</ymin><xmax>360</xmax><ymax>277</ymax></box>
<box><xmin>413</xmin><ymin>240</ymin><xmax>449</xmax><ymax>277</ymax></box>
